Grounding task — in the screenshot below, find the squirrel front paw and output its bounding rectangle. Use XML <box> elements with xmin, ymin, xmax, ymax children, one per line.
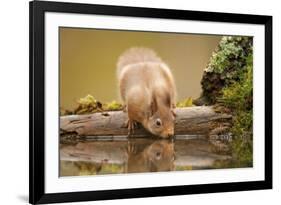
<box><xmin>126</xmin><ymin>119</ymin><xmax>140</xmax><ymax>136</ymax></box>
<box><xmin>127</xmin><ymin>119</ymin><xmax>136</xmax><ymax>135</ymax></box>
<box><xmin>122</xmin><ymin>119</ymin><xmax>140</xmax><ymax>136</ymax></box>
<box><xmin>127</xmin><ymin>141</ymin><xmax>138</xmax><ymax>155</ymax></box>
<box><xmin>122</xmin><ymin>105</ymin><xmax>127</xmax><ymax>113</ymax></box>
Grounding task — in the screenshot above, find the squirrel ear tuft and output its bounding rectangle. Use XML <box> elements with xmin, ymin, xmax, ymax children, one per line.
<box><xmin>150</xmin><ymin>94</ymin><xmax>158</xmax><ymax>115</ymax></box>
<box><xmin>171</xmin><ymin>109</ymin><xmax>177</xmax><ymax>118</ymax></box>
<box><xmin>165</xmin><ymin>95</ymin><xmax>171</xmax><ymax>107</ymax></box>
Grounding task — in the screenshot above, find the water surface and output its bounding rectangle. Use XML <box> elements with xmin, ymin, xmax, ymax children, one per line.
<box><xmin>60</xmin><ymin>135</ymin><xmax>232</xmax><ymax>176</ymax></box>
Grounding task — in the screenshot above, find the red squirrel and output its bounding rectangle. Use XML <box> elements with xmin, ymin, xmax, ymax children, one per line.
<box><xmin>126</xmin><ymin>140</ymin><xmax>175</xmax><ymax>173</ymax></box>
<box><xmin>117</xmin><ymin>47</ymin><xmax>177</xmax><ymax>138</ymax></box>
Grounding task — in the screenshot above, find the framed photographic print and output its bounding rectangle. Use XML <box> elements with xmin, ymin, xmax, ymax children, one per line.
<box><xmin>29</xmin><ymin>0</ymin><xmax>272</xmax><ymax>204</ymax></box>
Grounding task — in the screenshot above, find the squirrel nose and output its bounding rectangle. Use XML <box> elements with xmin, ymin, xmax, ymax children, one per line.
<box><xmin>167</xmin><ymin>131</ymin><xmax>174</xmax><ymax>138</ymax></box>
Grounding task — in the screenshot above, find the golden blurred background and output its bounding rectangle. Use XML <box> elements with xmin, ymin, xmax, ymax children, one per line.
<box><xmin>60</xmin><ymin>27</ymin><xmax>222</xmax><ymax>110</ymax></box>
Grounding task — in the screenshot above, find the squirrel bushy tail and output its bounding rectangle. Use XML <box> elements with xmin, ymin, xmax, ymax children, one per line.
<box><xmin>117</xmin><ymin>47</ymin><xmax>163</xmax><ymax>78</ymax></box>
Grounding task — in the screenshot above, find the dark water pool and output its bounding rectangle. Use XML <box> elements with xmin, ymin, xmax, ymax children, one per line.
<box><xmin>60</xmin><ymin>135</ymin><xmax>232</xmax><ymax>176</ymax></box>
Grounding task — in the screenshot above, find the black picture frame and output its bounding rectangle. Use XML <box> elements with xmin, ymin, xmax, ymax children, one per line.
<box><xmin>29</xmin><ymin>0</ymin><xmax>272</xmax><ymax>204</ymax></box>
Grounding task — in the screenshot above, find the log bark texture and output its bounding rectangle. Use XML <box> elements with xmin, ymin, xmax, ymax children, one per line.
<box><xmin>60</xmin><ymin>106</ymin><xmax>232</xmax><ymax>137</ymax></box>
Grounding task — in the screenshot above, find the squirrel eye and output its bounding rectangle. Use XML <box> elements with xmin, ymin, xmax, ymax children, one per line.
<box><xmin>156</xmin><ymin>119</ymin><xmax>162</xmax><ymax>126</ymax></box>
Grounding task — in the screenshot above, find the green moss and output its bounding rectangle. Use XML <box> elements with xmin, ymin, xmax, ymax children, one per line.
<box><xmin>104</xmin><ymin>100</ymin><xmax>123</xmax><ymax>111</ymax></box>
<box><xmin>77</xmin><ymin>94</ymin><xmax>96</xmax><ymax>108</ymax></box>
<box><xmin>220</xmin><ymin>54</ymin><xmax>253</xmax><ymax>167</ymax></box>
<box><xmin>200</xmin><ymin>36</ymin><xmax>253</xmax><ymax>104</ymax></box>
<box><xmin>98</xmin><ymin>164</ymin><xmax>124</xmax><ymax>174</ymax></box>
<box><xmin>60</xmin><ymin>94</ymin><xmax>123</xmax><ymax>115</ymax></box>
<box><xmin>176</xmin><ymin>97</ymin><xmax>194</xmax><ymax>107</ymax></box>
<box><xmin>74</xmin><ymin>94</ymin><xmax>103</xmax><ymax>114</ymax></box>
<box><xmin>220</xmin><ymin>55</ymin><xmax>253</xmax><ymax>110</ymax></box>
<box><xmin>175</xmin><ymin>165</ymin><xmax>193</xmax><ymax>171</ymax></box>
<box><xmin>199</xmin><ymin>36</ymin><xmax>253</xmax><ymax>167</ymax></box>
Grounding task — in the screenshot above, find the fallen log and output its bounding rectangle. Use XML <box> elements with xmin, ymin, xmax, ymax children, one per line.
<box><xmin>60</xmin><ymin>106</ymin><xmax>232</xmax><ymax>137</ymax></box>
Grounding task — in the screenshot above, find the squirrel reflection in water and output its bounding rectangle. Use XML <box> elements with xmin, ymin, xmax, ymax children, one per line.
<box><xmin>125</xmin><ymin>139</ymin><xmax>176</xmax><ymax>173</ymax></box>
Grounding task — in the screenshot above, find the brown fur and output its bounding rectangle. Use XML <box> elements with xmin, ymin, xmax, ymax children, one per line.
<box><xmin>126</xmin><ymin>140</ymin><xmax>175</xmax><ymax>173</ymax></box>
<box><xmin>117</xmin><ymin>47</ymin><xmax>177</xmax><ymax>138</ymax></box>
